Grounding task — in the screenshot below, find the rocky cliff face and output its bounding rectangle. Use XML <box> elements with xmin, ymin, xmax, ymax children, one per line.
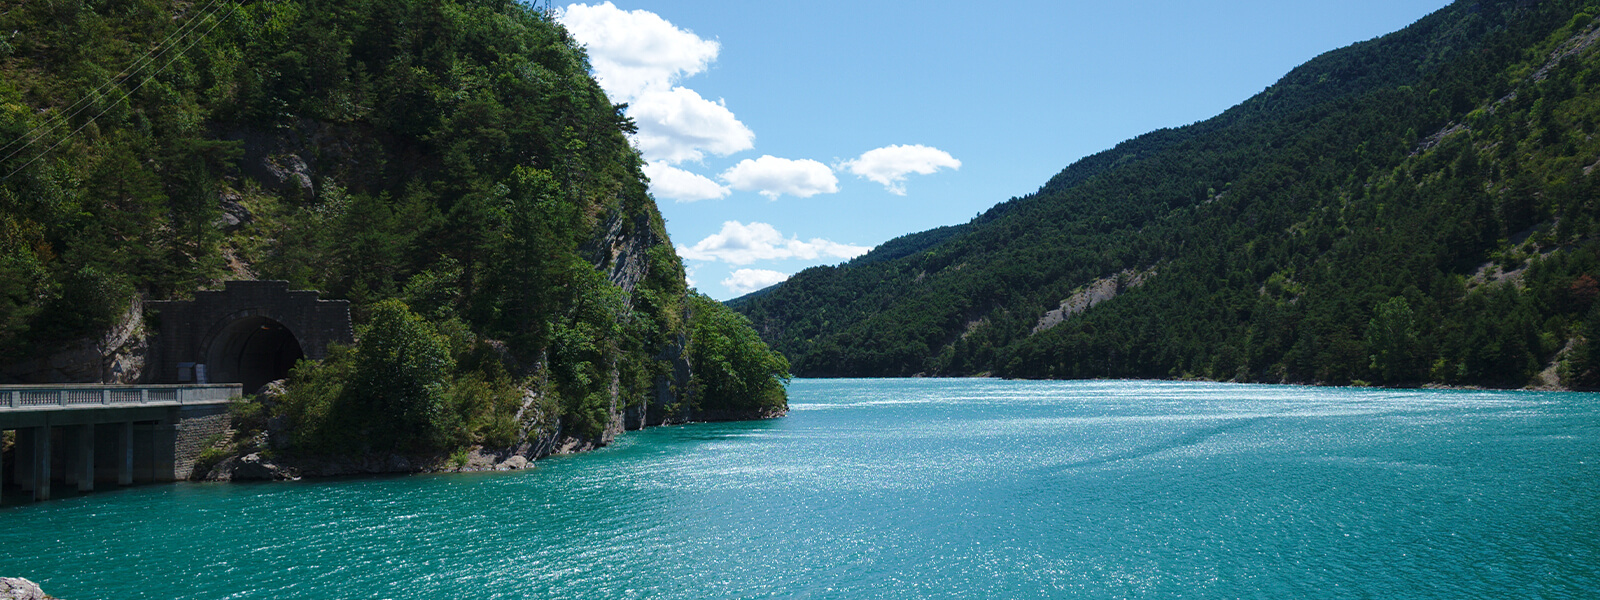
<box><xmin>585</xmin><ymin>210</ymin><xmax>658</xmax><ymax>296</ymax></box>
<box><xmin>1</xmin><ymin>296</ymin><xmax>146</xmax><ymax>385</ymax></box>
<box><xmin>581</xmin><ymin>208</ymin><xmax>682</xmax><ymax>446</ymax></box>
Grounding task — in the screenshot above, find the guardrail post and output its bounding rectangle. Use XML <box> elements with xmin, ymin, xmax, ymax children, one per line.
<box><xmin>140</xmin><ymin>388</ymin><xmax>149</xmax><ymax>404</ymax></box>
<box><xmin>102</xmin><ymin>389</ymin><xmax>111</xmax><ymax>405</ymax></box>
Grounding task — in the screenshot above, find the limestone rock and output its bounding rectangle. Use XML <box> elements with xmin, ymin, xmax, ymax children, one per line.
<box><xmin>0</xmin><ymin>578</ymin><xmax>50</xmax><ymax>600</ymax></box>
<box><xmin>1</xmin><ymin>294</ymin><xmax>146</xmax><ymax>384</ymax></box>
<box><xmin>1032</xmin><ymin>268</ymin><xmax>1156</xmax><ymax>335</ymax></box>
<box><xmin>232</xmin><ymin>453</ymin><xmax>294</xmax><ymax>481</ymax></box>
<box><xmin>256</xmin><ymin>379</ymin><xmax>293</xmax><ymax>450</ymax></box>
<box><xmin>216</xmin><ymin>190</ymin><xmax>254</xmax><ymax>232</ymax></box>
<box><xmin>263</xmin><ymin>153</ymin><xmax>314</xmax><ymax>199</ymax></box>
<box><xmin>583</xmin><ymin>211</ymin><xmax>657</xmax><ymax>296</ymax></box>
<box><xmin>385</xmin><ymin>455</ymin><xmax>412</xmax><ymax>472</ymax></box>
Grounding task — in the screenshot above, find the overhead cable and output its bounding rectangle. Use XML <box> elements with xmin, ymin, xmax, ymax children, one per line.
<box><xmin>0</xmin><ymin>0</ymin><xmax>237</xmax><ymax>179</ymax></box>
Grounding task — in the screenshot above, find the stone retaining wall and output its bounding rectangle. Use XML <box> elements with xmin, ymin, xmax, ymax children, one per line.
<box><xmin>173</xmin><ymin>404</ymin><xmax>231</xmax><ymax>480</ymax></box>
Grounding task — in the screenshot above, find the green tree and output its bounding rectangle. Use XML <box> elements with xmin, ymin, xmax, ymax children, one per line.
<box><xmin>347</xmin><ymin>299</ymin><xmax>457</xmax><ymax>451</ymax></box>
<box><xmin>1367</xmin><ymin>297</ymin><xmax>1422</xmax><ymax>383</ymax></box>
<box><xmin>548</xmin><ymin>256</ymin><xmax>629</xmax><ymax>440</ymax></box>
<box><xmin>688</xmin><ymin>293</ymin><xmax>790</xmax><ymax>415</ymax></box>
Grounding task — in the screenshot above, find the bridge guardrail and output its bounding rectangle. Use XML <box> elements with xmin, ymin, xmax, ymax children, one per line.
<box><xmin>0</xmin><ymin>384</ymin><xmax>241</xmax><ymax>410</ymax></box>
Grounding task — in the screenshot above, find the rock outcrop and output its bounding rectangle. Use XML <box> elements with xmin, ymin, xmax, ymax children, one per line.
<box><xmin>585</xmin><ymin>210</ymin><xmax>659</xmax><ymax>296</ymax></box>
<box><xmin>1032</xmin><ymin>268</ymin><xmax>1156</xmax><ymax>335</ymax></box>
<box><xmin>0</xmin><ymin>578</ymin><xmax>51</xmax><ymax>600</ymax></box>
<box><xmin>0</xmin><ymin>296</ymin><xmax>146</xmax><ymax>384</ymax></box>
<box><xmin>202</xmin><ymin>447</ymin><xmax>546</xmax><ymax>481</ymax></box>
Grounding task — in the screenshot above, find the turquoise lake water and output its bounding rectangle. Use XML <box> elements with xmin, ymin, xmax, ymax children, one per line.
<box><xmin>3</xmin><ymin>379</ymin><xmax>1599</xmax><ymax>599</ymax></box>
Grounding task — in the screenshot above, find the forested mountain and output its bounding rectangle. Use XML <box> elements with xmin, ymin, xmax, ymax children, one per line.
<box><xmin>735</xmin><ymin>0</ymin><xmax>1600</xmax><ymax>389</ymax></box>
<box><xmin>0</xmin><ymin>0</ymin><xmax>787</xmax><ymax>458</ymax></box>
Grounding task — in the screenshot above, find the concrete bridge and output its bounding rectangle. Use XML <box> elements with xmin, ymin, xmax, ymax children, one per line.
<box><xmin>1</xmin><ymin>280</ymin><xmax>352</xmax><ymax>502</ymax></box>
<box><xmin>1</xmin><ymin>384</ymin><xmax>239</xmax><ymax>502</ymax></box>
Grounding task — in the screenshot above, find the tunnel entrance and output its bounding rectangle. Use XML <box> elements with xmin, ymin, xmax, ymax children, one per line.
<box><xmin>148</xmin><ymin>281</ymin><xmax>351</xmax><ymax>388</ymax></box>
<box><xmin>205</xmin><ymin>317</ymin><xmax>304</xmax><ymax>393</ymax></box>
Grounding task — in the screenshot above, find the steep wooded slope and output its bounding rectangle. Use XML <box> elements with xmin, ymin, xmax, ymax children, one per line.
<box><xmin>0</xmin><ymin>0</ymin><xmax>787</xmax><ymax>457</ymax></box>
<box><xmin>736</xmin><ymin>0</ymin><xmax>1600</xmax><ymax>389</ymax></box>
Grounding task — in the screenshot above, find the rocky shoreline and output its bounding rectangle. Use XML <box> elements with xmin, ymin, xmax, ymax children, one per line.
<box><xmin>0</xmin><ymin>578</ymin><xmax>54</xmax><ymax>600</ymax></box>
<box><xmin>202</xmin><ymin>446</ymin><xmax>540</xmax><ymax>481</ymax></box>
<box><xmin>196</xmin><ymin>388</ymin><xmax>787</xmax><ymax>482</ymax></box>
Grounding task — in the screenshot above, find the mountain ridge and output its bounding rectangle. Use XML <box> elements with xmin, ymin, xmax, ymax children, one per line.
<box><xmin>734</xmin><ymin>0</ymin><xmax>1600</xmax><ymax>389</ymax></box>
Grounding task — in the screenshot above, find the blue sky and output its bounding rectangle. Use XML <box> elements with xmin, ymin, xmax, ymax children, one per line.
<box><xmin>555</xmin><ymin>0</ymin><xmax>1454</xmax><ymax>299</ymax></box>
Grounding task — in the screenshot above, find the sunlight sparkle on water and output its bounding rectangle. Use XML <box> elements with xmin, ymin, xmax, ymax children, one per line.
<box><xmin>3</xmin><ymin>379</ymin><xmax>1597</xmax><ymax>599</ymax></box>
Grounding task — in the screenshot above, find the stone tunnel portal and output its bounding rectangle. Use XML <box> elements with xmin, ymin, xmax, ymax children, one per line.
<box><xmin>205</xmin><ymin>316</ymin><xmax>304</xmax><ymax>394</ymax></box>
<box><xmin>148</xmin><ymin>281</ymin><xmax>352</xmax><ymax>393</ymax></box>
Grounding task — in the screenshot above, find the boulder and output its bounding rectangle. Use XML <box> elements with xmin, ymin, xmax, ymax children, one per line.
<box><xmin>232</xmin><ymin>453</ymin><xmax>293</xmax><ymax>481</ymax></box>
<box><xmin>216</xmin><ymin>190</ymin><xmax>254</xmax><ymax>232</ymax></box>
<box><xmin>0</xmin><ymin>578</ymin><xmax>49</xmax><ymax>600</ymax></box>
<box><xmin>385</xmin><ymin>455</ymin><xmax>412</xmax><ymax>472</ymax></box>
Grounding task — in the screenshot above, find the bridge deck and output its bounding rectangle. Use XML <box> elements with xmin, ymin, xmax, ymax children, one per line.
<box><xmin>1</xmin><ymin>384</ymin><xmax>239</xmax><ymax>409</ymax></box>
<box><xmin>1</xmin><ymin>384</ymin><xmax>242</xmax><ymax>501</ymax></box>
<box><xmin>0</xmin><ymin>384</ymin><xmax>239</xmax><ymax>429</ymax></box>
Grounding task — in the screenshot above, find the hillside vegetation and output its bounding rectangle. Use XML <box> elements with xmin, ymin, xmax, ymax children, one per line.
<box><xmin>734</xmin><ymin>0</ymin><xmax>1600</xmax><ymax>389</ymax></box>
<box><xmin>0</xmin><ymin>0</ymin><xmax>787</xmax><ymax>456</ymax></box>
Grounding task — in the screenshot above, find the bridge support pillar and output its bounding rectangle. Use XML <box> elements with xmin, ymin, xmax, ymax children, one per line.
<box><xmin>62</xmin><ymin>426</ymin><xmax>78</xmax><ymax>489</ymax></box>
<box><xmin>14</xmin><ymin>427</ymin><xmax>33</xmax><ymax>493</ymax></box>
<box><xmin>32</xmin><ymin>425</ymin><xmax>50</xmax><ymax>501</ymax></box>
<box><xmin>118</xmin><ymin>422</ymin><xmax>133</xmax><ymax>486</ymax></box>
<box><xmin>155</xmin><ymin>422</ymin><xmax>178</xmax><ymax>482</ymax></box>
<box><xmin>132</xmin><ymin>423</ymin><xmax>155</xmax><ymax>483</ymax></box>
<box><xmin>76</xmin><ymin>424</ymin><xmax>94</xmax><ymax>493</ymax></box>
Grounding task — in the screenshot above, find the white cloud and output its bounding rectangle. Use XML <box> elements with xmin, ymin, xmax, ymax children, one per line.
<box><xmin>720</xmin><ymin>156</ymin><xmax>840</xmax><ymax>199</ymax></box>
<box><xmin>678</xmin><ymin>221</ymin><xmax>870</xmax><ymax>265</ymax></box>
<box><xmin>643</xmin><ymin>161</ymin><xmax>729</xmax><ymax>202</ymax></box>
<box><xmin>554</xmin><ymin>2</ymin><xmax>718</xmax><ymax>100</ymax></box>
<box><xmin>557</xmin><ymin>3</ymin><xmax>755</xmax><ymax>166</ymax></box>
<box><xmin>723</xmin><ymin>269</ymin><xmax>789</xmax><ymax>295</ymax></box>
<box><xmin>629</xmin><ymin>87</ymin><xmax>755</xmax><ymax>164</ymax></box>
<box><xmin>839</xmin><ymin>144</ymin><xmax>962</xmax><ymax>195</ymax></box>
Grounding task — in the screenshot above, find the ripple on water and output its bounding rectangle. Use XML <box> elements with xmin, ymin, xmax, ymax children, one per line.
<box><xmin>3</xmin><ymin>380</ymin><xmax>1599</xmax><ymax>599</ymax></box>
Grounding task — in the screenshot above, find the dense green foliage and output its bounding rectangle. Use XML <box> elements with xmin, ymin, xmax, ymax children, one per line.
<box><xmin>686</xmin><ymin>293</ymin><xmax>789</xmax><ymax>416</ymax></box>
<box><xmin>270</xmin><ymin>300</ymin><xmax>530</xmax><ymax>454</ymax></box>
<box><xmin>738</xmin><ymin>0</ymin><xmax>1600</xmax><ymax>389</ymax></box>
<box><xmin>0</xmin><ymin>0</ymin><xmax>785</xmax><ymax>453</ymax></box>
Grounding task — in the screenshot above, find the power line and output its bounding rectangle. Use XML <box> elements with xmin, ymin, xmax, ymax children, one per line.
<box><xmin>0</xmin><ymin>0</ymin><xmax>236</xmax><ymax>178</ymax></box>
<box><xmin>0</xmin><ymin>0</ymin><xmax>228</xmax><ymax>162</ymax></box>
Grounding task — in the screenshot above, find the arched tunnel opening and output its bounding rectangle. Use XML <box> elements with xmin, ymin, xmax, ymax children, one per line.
<box><xmin>206</xmin><ymin>317</ymin><xmax>304</xmax><ymax>394</ymax></box>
